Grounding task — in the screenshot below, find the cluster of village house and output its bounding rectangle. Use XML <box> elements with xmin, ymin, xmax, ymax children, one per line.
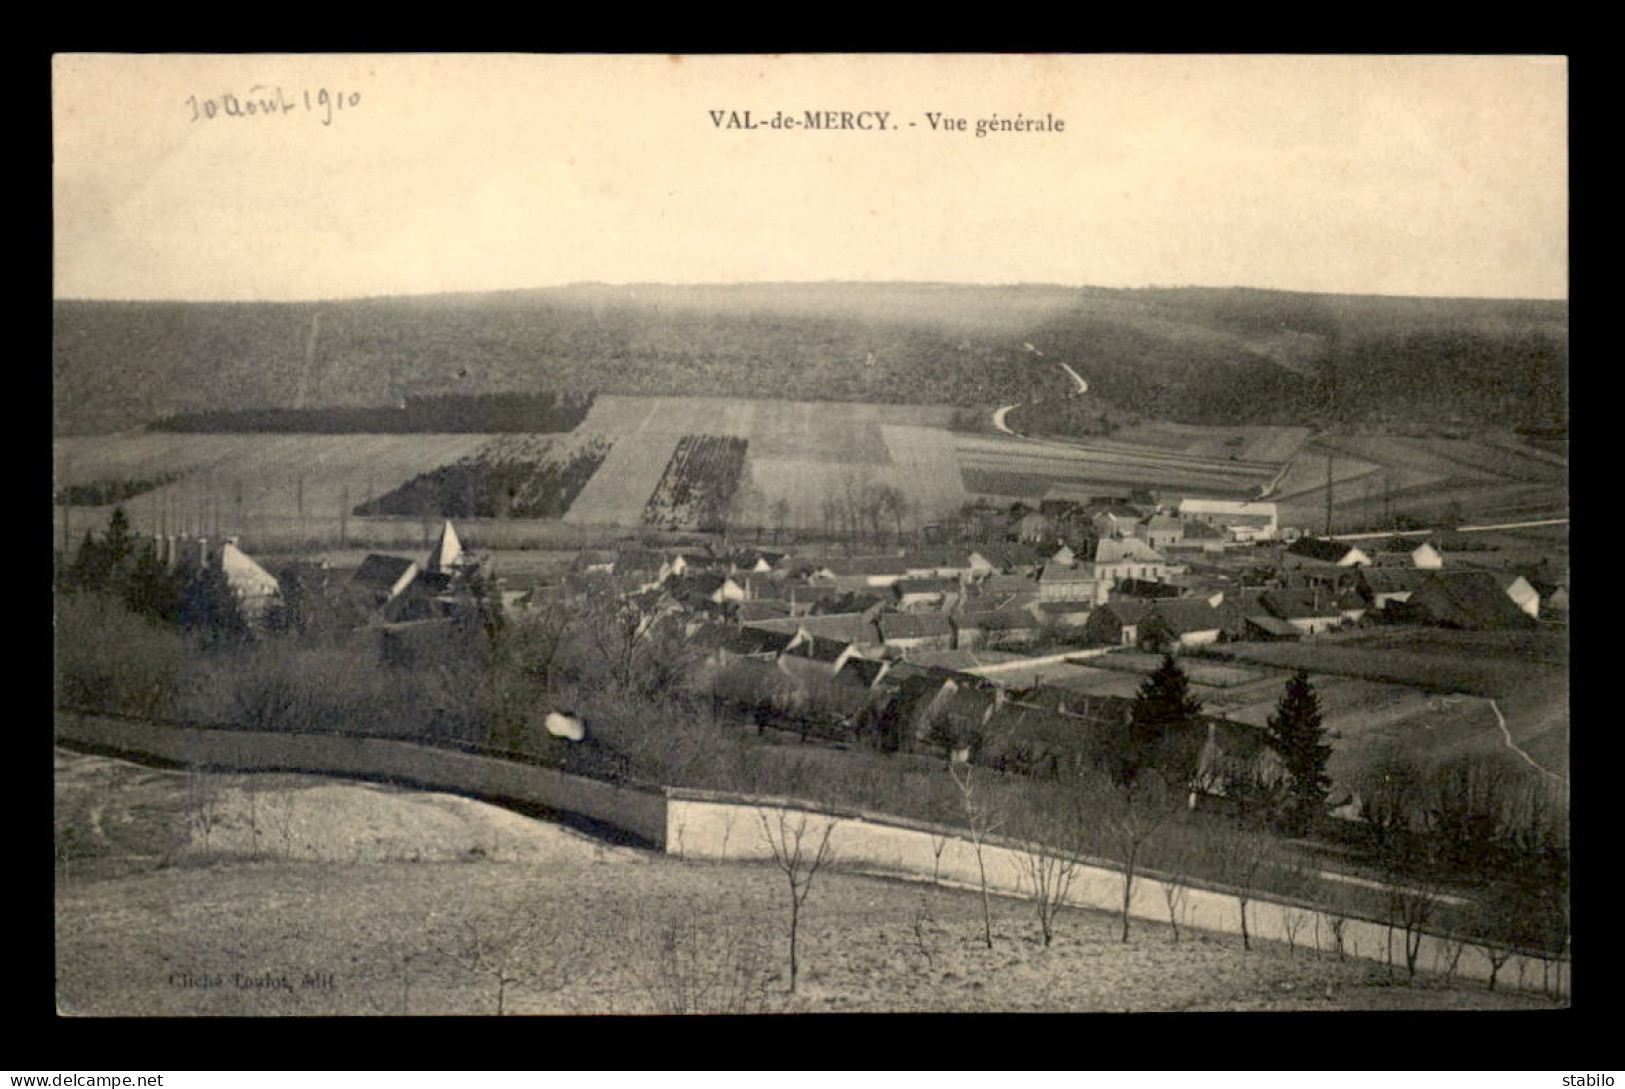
<box><xmin>148</xmin><ymin>495</ymin><xmax>1567</xmax><ymax>796</ymax></box>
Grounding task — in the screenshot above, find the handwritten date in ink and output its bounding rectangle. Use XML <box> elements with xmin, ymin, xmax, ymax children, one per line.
<box><xmin>186</xmin><ymin>85</ymin><xmax>362</xmax><ymax>126</ymax></box>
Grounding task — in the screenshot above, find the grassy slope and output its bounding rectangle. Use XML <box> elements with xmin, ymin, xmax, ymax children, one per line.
<box><xmin>54</xmin><ymin>749</ymin><xmax>1558</xmax><ymax>1014</ymax></box>
<box><xmin>53</xmin><ymin>284</ymin><xmax>1567</xmax><ymax>435</ymax></box>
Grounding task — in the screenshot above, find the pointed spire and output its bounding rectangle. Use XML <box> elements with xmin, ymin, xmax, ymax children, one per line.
<box><xmin>426</xmin><ymin>520</ymin><xmax>463</xmax><ymax>574</ymax></box>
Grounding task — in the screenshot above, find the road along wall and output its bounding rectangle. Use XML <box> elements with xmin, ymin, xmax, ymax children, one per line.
<box><xmin>53</xmin><ymin>710</ymin><xmax>668</xmax><ymax>848</ymax></box>
<box><xmin>665</xmin><ymin>788</ymin><xmax>1569</xmax><ymax>998</ymax></box>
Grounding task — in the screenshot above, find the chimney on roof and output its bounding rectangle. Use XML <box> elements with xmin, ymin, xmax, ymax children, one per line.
<box><xmin>196</xmin><ymin>537</ymin><xmax>211</xmax><ymax>570</ymax></box>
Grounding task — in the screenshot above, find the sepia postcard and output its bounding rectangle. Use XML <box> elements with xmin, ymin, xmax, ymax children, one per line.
<box><xmin>52</xmin><ymin>53</ymin><xmax>1569</xmax><ymax>1016</ymax></box>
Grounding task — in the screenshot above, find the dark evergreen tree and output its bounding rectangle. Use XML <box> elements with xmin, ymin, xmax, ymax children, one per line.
<box><xmin>121</xmin><ymin>540</ymin><xmax>183</xmax><ymax>624</ymax></box>
<box><xmin>104</xmin><ymin>506</ymin><xmax>137</xmax><ymax>572</ymax></box>
<box><xmin>68</xmin><ymin>529</ymin><xmax>112</xmax><ymax>592</ymax></box>
<box><xmin>1116</xmin><ymin>655</ymin><xmax>1205</xmax><ymax>787</ymax></box>
<box><xmin>1264</xmin><ymin>669</ymin><xmax>1333</xmax><ymax>834</ymax></box>
<box><xmin>178</xmin><ymin>564</ymin><xmax>249</xmax><ymax>647</ymax></box>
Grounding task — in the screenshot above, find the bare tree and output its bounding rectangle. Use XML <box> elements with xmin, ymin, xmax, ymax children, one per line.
<box><xmin>1380</xmin><ymin>845</ymin><xmax>1446</xmax><ymax>979</ymax></box>
<box><xmin>431</xmin><ymin>906</ymin><xmax>576</xmax><ymax>1015</ymax></box>
<box><xmin>949</xmin><ymin>762</ymin><xmax>1008</xmax><ymax>950</ymax></box>
<box><xmin>183</xmin><ymin>765</ymin><xmax>221</xmax><ymax>856</ymax></box>
<box><xmin>755</xmin><ymin>804</ymin><xmax>837</xmax><ymax>994</ymax></box>
<box><xmin>573</xmin><ymin>583</ymin><xmax>683</xmax><ymax>696</ymax></box>
<box><xmin>1108</xmin><ymin>775</ymin><xmax>1175</xmax><ymax>943</ymax></box>
<box><xmin>769</xmin><ymin>496</ymin><xmax>791</xmax><ymax>544</ymax></box>
<box><xmin>1157</xmin><ymin>844</ymin><xmax>1196</xmax><ymax>945</ymax></box>
<box><xmin>1215</xmin><ymin>823</ymin><xmax>1277</xmax><ymax>951</ymax></box>
<box><xmin>634</xmin><ymin>907</ymin><xmax>780</xmax><ymax>1014</ymax></box>
<box><xmin>928</xmin><ymin>830</ymin><xmax>950</xmax><ymax>887</ymax></box>
<box><xmin>1010</xmin><ymin>782</ymin><xmax>1093</xmax><ymax>947</ymax></box>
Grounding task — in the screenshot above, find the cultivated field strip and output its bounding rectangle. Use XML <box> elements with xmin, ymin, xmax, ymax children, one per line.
<box><xmin>53</xmin><ymin>433</ymin><xmax>494</xmax><ymax>542</ymax></box>
<box><xmin>879</xmin><ymin>425</ymin><xmax>969</xmax><ymax>520</ymax></box>
<box><xmin>562</xmin><ymin>431</ymin><xmax>684</xmax><ymax>525</ymax></box>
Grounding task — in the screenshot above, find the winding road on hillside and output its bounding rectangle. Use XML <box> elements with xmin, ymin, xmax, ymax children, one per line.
<box><xmin>992</xmin><ymin>345</ymin><xmax>1088</xmax><ymax>439</ymax></box>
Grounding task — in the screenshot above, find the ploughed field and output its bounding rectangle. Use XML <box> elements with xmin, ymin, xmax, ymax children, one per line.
<box><xmin>54</xmin><ymin>749</ymin><xmax>1555</xmax><ymax>1014</ymax></box>
<box><xmin>54</xmin><ymin>394</ymin><xmax>1564</xmax><ymax>548</ymax></box>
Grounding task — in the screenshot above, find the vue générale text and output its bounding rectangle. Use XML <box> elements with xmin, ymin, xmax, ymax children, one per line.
<box><xmin>708</xmin><ymin>110</ymin><xmax>1066</xmax><ymax>136</ymax></box>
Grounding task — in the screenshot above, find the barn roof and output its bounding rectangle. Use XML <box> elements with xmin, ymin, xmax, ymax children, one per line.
<box><xmin>1412</xmin><ymin>570</ymin><xmax>1537</xmax><ymax>629</ymax></box>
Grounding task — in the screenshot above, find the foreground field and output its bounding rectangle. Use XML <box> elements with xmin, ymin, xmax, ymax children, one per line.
<box><xmin>54</xmin><ymin>749</ymin><xmax>1557</xmax><ymax>1014</ymax></box>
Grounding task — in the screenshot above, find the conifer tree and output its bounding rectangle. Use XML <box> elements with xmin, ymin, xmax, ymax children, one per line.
<box><xmin>1264</xmin><ymin>669</ymin><xmax>1333</xmax><ymax>834</ymax></box>
<box><xmin>1117</xmin><ymin>655</ymin><xmax>1205</xmax><ymax>787</ymax></box>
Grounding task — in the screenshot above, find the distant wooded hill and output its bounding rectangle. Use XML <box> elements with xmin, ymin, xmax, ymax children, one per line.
<box><xmin>53</xmin><ymin>283</ymin><xmax>1567</xmax><ymax>435</ymax></box>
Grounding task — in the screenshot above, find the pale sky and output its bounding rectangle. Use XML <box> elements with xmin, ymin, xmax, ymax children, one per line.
<box><xmin>52</xmin><ymin>53</ymin><xmax>1568</xmax><ymax>302</ymax></box>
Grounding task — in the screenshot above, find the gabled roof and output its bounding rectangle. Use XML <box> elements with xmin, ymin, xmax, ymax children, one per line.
<box><xmin>787</xmin><ymin>634</ymin><xmax>855</xmax><ymax>664</ymax></box>
<box><xmin>839</xmin><ymin>656</ymin><xmax>889</xmax><ymax>686</ymax></box>
<box><xmin>1038</xmin><ymin>563</ymin><xmax>1094</xmax><ymax>584</ymax></box>
<box><xmin>696</xmin><ymin>624</ymin><xmax>790</xmax><ymax>656</ymax></box>
<box><xmin>1259</xmin><ymin>589</ymin><xmax>1342</xmax><ymax>621</ymax></box>
<box><xmin>218</xmin><ymin>542</ymin><xmax>279</xmax><ymax>597</ymax></box>
<box><xmin>1093</xmin><ymin>537</ymin><xmax>1167</xmax><ymax>564</ymax></box>
<box><xmin>1115</xmin><ymin>578</ymin><xmax>1182</xmax><ymax>599</ymax></box>
<box><xmin>354</xmin><ymin>554</ymin><xmax>417</xmax><ymax>591</ymax></box>
<box><xmin>1144</xmin><ymin>513</ymin><xmax>1183</xmax><ymax>532</ymax></box>
<box><xmin>1359</xmin><ymin>567</ymin><xmax>1437</xmax><ymax>594</ymax></box>
<box><xmin>973</xmin><ymin>572</ymin><xmax>1039</xmax><ymax>594</ymax></box>
<box><xmin>878</xmin><ymin>613</ymin><xmax>953</xmax><ymax>641</ymax></box>
<box><xmin>1179</xmin><ymin>499</ymin><xmax>1278</xmax><ymax>518</ymax></box>
<box><xmin>748</xmin><ymin>612</ymin><xmax>881</xmax><ymax>645</ymax></box>
<box><xmin>1031</xmin><ymin>600</ymin><xmax>1091</xmax><ymax>617</ymax></box>
<box><xmin>425</xmin><ymin>521</ymin><xmax>464</xmax><ymax>573</ymax></box>
<box><xmin>1411</xmin><ymin>570</ymin><xmax>1537</xmax><ymax>629</ymax></box>
<box><xmin>955</xmin><ymin>607</ymin><xmax>1039</xmax><ymax>631</ymax></box>
<box><xmin>1244</xmin><ymin>614</ymin><xmax>1302</xmax><ymax>637</ymax></box>
<box><xmin>1148</xmin><ymin>599</ymin><xmax>1224</xmax><ymax>635</ymax></box>
<box><xmin>894</xmin><ymin>577</ymin><xmax>960</xmax><ymax>595</ymax></box>
<box><xmin>613</xmin><ymin>548</ymin><xmax>668</xmax><ymax>573</ymax></box>
<box><xmin>735</xmin><ymin>600</ymin><xmax>792</xmax><ymax>623</ymax></box>
<box><xmin>1093</xmin><ymin>599</ymin><xmax>1154</xmax><ymax>625</ymax></box>
<box><xmin>970</xmin><ymin>542</ymin><xmax>1041</xmax><ymax>569</ymax></box>
<box><xmin>899</xmin><ymin>548</ymin><xmax>972</xmax><ymax>570</ymax></box>
<box><xmin>1287</xmin><ymin>537</ymin><xmax>1360</xmax><ymax>564</ymax></box>
<box><xmin>818</xmin><ymin>555</ymin><xmax>910</xmax><ymax>577</ymax></box>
